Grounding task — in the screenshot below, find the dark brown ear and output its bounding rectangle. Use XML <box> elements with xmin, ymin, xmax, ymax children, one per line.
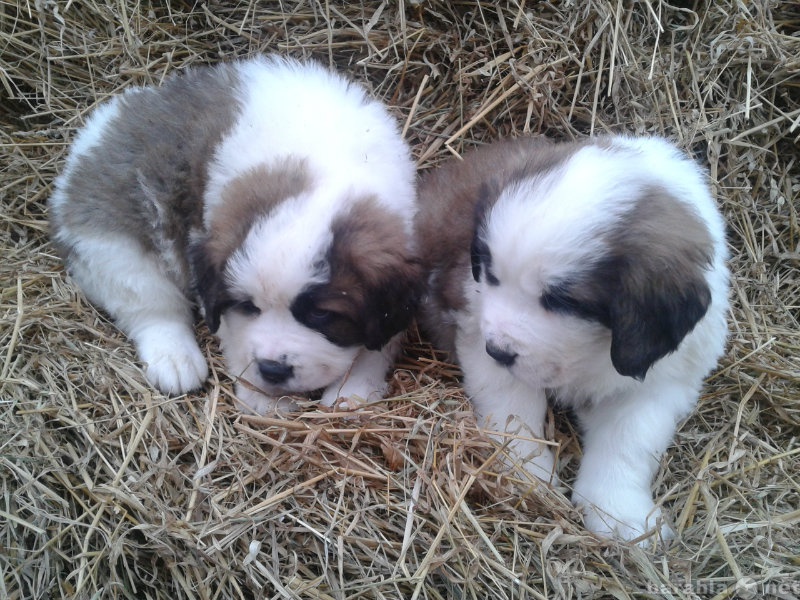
<box><xmin>361</xmin><ymin>261</ymin><xmax>423</xmax><ymax>350</ymax></box>
<box><xmin>189</xmin><ymin>239</ymin><xmax>229</xmax><ymax>333</ymax></box>
<box><xmin>326</xmin><ymin>199</ymin><xmax>424</xmax><ymax>351</ymax></box>
<box><xmin>603</xmin><ymin>190</ymin><xmax>715</xmax><ymax>380</ymax></box>
<box><xmin>607</xmin><ymin>259</ymin><xmax>711</xmax><ymax>379</ymax></box>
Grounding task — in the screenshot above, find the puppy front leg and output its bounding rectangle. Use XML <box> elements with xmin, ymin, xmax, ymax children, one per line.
<box><xmin>572</xmin><ymin>382</ymin><xmax>697</xmax><ymax>543</ymax></box>
<box><xmin>319</xmin><ymin>334</ymin><xmax>403</xmax><ymax>408</ymax></box>
<box><xmin>457</xmin><ymin>330</ymin><xmax>557</xmax><ymax>485</ymax></box>
<box><xmin>67</xmin><ymin>236</ymin><xmax>208</xmax><ymax>395</ymax></box>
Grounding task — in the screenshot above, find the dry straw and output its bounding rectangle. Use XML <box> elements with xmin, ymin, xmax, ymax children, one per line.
<box><xmin>1</xmin><ymin>1</ymin><xmax>798</xmax><ymax>598</ymax></box>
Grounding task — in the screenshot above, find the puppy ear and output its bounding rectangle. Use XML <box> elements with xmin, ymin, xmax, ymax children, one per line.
<box><xmin>189</xmin><ymin>239</ymin><xmax>228</xmax><ymax>333</ymax></box>
<box><xmin>362</xmin><ymin>261</ymin><xmax>423</xmax><ymax>351</ymax></box>
<box><xmin>608</xmin><ymin>268</ymin><xmax>711</xmax><ymax>380</ymax></box>
<box><xmin>327</xmin><ymin>199</ymin><xmax>424</xmax><ymax>351</ymax></box>
<box><xmin>603</xmin><ymin>190</ymin><xmax>715</xmax><ymax>380</ymax></box>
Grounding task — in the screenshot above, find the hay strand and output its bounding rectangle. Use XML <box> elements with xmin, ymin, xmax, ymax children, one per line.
<box><xmin>1</xmin><ymin>1</ymin><xmax>798</xmax><ymax>598</ymax></box>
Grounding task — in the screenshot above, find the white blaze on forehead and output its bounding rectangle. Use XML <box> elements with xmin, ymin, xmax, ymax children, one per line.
<box><xmin>485</xmin><ymin>144</ymin><xmax>648</xmax><ymax>287</ymax></box>
<box><xmin>486</xmin><ymin>147</ymin><xmax>622</xmax><ymax>282</ymax></box>
<box><xmin>203</xmin><ymin>57</ymin><xmax>416</xmax><ymax>238</ymax></box>
<box><xmin>224</xmin><ymin>190</ymin><xmax>338</xmax><ymax>305</ymax></box>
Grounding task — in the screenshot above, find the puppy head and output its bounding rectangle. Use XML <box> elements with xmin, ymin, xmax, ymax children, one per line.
<box><xmin>473</xmin><ymin>142</ymin><xmax>715</xmax><ymax>387</ymax></box>
<box><xmin>192</xmin><ymin>166</ymin><xmax>421</xmax><ymax>398</ymax></box>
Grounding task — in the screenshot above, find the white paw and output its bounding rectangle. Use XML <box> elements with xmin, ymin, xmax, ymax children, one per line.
<box><xmin>319</xmin><ymin>388</ymin><xmax>367</xmax><ymax>410</ymax></box>
<box><xmin>574</xmin><ymin>485</ymin><xmax>674</xmax><ymax>545</ymax></box>
<box><xmin>319</xmin><ymin>376</ymin><xmax>386</xmax><ymax>409</ymax></box>
<box><xmin>136</xmin><ymin>325</ymin><xmax>207</xmax><ymax>395</ymax></box>
<box><xmin>505</xmin><ymin>438</ymin><xmax>559</xmax><ymax>486</ymax></box>
<box><xmin>235</xmin><ymin>383</ymin><xmax>296</xmax><ymax>415</ymax></box>
<box><xmin>523</xmin><ymin>445</ymin><xmax>560</xmax><ymax>487</ymax></box>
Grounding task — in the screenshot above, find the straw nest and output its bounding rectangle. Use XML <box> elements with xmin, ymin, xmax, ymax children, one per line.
<box><xmin>2</xmin><ymin>1</ymin><xmax>798</xmax><ymax>598</ymax></box>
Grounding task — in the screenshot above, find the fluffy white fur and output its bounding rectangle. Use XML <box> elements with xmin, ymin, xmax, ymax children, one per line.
<box><xmin>204</xmin><ymin>61</ymin><xmax>416</xmax><ymax>412</ymax></box>
<box><xmin>418</xmin><ymin>136</ymin><xmax>729</xmax><ymax>543</ymax></box>
<box><xmin>49</xmin><ymin>56</ymin><xmax>418</xmax><ymax>413</ymax></box>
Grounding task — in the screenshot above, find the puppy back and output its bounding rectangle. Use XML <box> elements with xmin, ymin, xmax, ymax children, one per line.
<box><xmin>49</xmin><ymin>62</ymin><xmax>245</xmax><ymax>286</ymax></box>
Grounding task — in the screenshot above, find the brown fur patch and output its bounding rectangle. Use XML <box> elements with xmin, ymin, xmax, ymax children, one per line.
<box><xmin>614</xmin><ymin>187</ymin><xmax>714</xmax><ymax>273</ymax></box>
<box><xmin>545</xmin><ymin>187</ymin><xmax>714</xmax><ymax>379</ymax></box>
<box><xmin>561</xmin><ymin>187</ymin><xmax>714</xmax><ymax>310</ymax></box>
<box><xmin>328</xmin><ymin>199</ymin><xmax>422</xmax><ymax>348</ymax></box>
<box><xmin>291</xmin><ymin>198</ymin><xmax>422</xmax><ymax>350</ymax></box>
<box><xmin>602</xmin><ymin>188</ymin><xmax>714</xmax><ymax>377</ymax></box>
<box><xmin>329</xmin><ymin>199</ymin><xmax>416</xmax><ymax>290</ymax></box>
<box><xmin>205</xmin><ymin>158</ymin><xmax>312</xmax><ymax>268</ymax></box>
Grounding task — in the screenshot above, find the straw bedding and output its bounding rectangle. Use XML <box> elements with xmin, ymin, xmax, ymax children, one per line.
<box><xmin>1</xmin><ymin>1</ymin><xmax>798</xmax><ymax>598</ymax></box>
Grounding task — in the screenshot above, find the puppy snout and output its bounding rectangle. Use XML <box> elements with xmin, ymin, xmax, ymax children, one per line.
<box><xmin>257</xmin><ymin>359</ymin><xmax>294</xmax><ymax>385</ymax></box>
<box><xmin>485</xmin><ymin>342</ymin><xmax>518</xmax><ymax>367</ymax></box>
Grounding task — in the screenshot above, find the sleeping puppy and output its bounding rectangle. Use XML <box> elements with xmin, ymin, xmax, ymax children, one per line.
<box><xmin>49</xmin><ymin>55</ymin><xmax>421</xmax><ymax>414</ymax></box>
<box><xmin>416</xmin><ymin>136</ymin><xmax>729</xmax><ymax>542</ymax></box>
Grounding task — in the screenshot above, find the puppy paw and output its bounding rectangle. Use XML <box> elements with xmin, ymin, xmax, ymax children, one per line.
<box><xmin>575</xmin><ymin>487</ymin><xmax>674</xmax><ymax>545</ymax></box>
<box><xmin>319</xmin><ymin>389</ymin><xmax>368</xmax><ymax>411</ymax></box>
<box><xmin>136</xmin><ymin>325</ymin><xmax>208</xmax><ymax>395</ymax></box>
<box><xmin>509</xmin><ymin>439</ymin><xmax>559</xmax><ymax>486</ymax></box>
<box><xmin>235</xmin><ymin>384</ymin><xmax>297</xmax><ymax>415</ymax></box>
<box><xmin>524</xmin><ymin>447</ymin><xmax>560</xmax><ymax>487</ymax></box>
<box><xmin>320</xmin><ymin>392</ymin><xmax>362</xmax><ymax>411</ymax></box>
<box><xmin>319</xmin><ymin>377</ymin><xmax>386</xmax><ymax>409</ymax></box>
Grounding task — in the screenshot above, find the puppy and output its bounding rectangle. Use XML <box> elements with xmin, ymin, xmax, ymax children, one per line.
<box><xmin>416</xmin><ymin>136</ymin><xmax>729</xmax><ymax>542</ymax></box>
<box><xmin>49</xmin><ymin>55</ymin><xmax>421</xmax><ymax>413</ymax></box>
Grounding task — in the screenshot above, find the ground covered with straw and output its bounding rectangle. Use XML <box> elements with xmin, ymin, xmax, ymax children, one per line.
<box><xmin>1</xmin><ymin>1</ymin><xmax>798</xmax><ymax>598</ymax></box>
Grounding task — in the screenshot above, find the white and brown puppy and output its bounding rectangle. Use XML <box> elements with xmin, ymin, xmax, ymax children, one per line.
<box><xmin>49</xmin><ymin>56</ymin><xmax>421</xmax><ymax>413</ymax></box>
<box><xmin>417</xmin><ymin>136</ymin><xmax>729</xmax><ymax>542</ymax></box>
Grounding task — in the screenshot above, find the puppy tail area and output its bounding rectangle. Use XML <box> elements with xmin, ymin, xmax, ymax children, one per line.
<box><xmin>61</xmin><ymin>233</ymin><xmax>208</xmax><ymax>395</ymax></box>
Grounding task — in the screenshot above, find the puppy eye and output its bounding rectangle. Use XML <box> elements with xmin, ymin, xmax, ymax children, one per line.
<box><xmin>306</xmin><ymin>308</ymin><xmax>333</xmax><ymax>326</ymax></box>
<box><xmin>232</xmin><ymin>299</ymin><xmax>261</xmax><ymax>316</ymax></box>
<box><xmin>540</xmin><ymin>288</ymin><xmax>575</xmax><ymax>313</ymax></box>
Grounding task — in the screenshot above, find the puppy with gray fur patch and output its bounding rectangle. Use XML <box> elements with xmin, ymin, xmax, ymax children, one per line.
<box><xmin>416</xmin><ymin>136</ymin><xmax>729</xmax><ymax>543</ymax></box>
<box><xmin>50</xmin><ymin>56</ymin><xmax>421</xmax><ymax>413</ymax></box>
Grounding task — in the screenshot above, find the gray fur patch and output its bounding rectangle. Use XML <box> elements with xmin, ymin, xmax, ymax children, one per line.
<box><xmin>50</xmin><ymin>62</ymin><xmax>244</xmax><ymax>294</ymax></box>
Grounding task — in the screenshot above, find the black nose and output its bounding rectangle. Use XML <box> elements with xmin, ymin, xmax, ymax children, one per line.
<box><xmin>257</xmin><ymin>359</ymin><xmax>294</xmax><ymax>385</ymax></box>
<box><xmin>485</xmin><ymin>342</ymin><xmax>518</xmax><ymax>367</ymax></box>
